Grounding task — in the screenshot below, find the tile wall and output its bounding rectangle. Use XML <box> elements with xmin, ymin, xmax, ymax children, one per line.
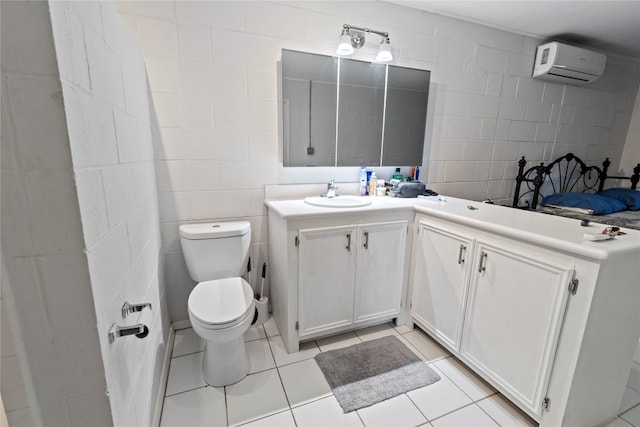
<box><xmin>0</xmin><ymin>1</ymin><xmax>111</xmax><ymax>425</ymax></box>
<box><xmin>1</xmin><ymin>0</ymin><xmax>170</xmax><ymax>425</ymax></box>
<box><xmin>114</xmin><ymin>0</ymin><xmax>640</xmax><ymax>323</ymax></box>
<box><xmin>48</xmin><ymin>1</ymin><xmax>170</xmax><ymax>425</ymax></box>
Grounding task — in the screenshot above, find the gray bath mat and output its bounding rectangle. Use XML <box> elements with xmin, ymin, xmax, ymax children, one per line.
<box><xmin>314</xmin><ymin>335</ymin><xmax>440</xmax><ymax>413</ymax></box>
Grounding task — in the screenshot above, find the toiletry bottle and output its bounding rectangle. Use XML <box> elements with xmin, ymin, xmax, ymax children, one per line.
<box><xmin>359</xmin><ymin>167</ymin><xmax>367</xmax><ymax>196</ymax></box>
<box><xmin>392</xmin><ymin>168</ymin><xmax>403</xmax><ymax>181</ymax></box>
<box><xmin>369</xmin><ymin>172</ymin><xmax>377</xmax><ymax>196</ymax></box>
<box><xmin>414</xmin><ymin>166</ymin><xmax>420</xmax><ymax>181</ymax></box>
<box><xmin>376</xmin><ymin>179</ymin><xmax>386</xmax><ymax>196</ymax></box>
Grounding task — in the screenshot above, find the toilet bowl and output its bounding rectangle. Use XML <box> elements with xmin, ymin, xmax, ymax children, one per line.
<box><xmin>188</xmin><ymin>277</ymin><xmax>255</xmax><ymax>386</ymax></box>
<box><xmin>179</xmin><ymin>221</ymin><xmax>255</xmax><ymax>386</ymax></box>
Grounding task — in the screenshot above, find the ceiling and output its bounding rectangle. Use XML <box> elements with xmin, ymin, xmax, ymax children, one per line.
<box><xmin>391</xmin><ymin>1</ymin><xmax>640</xmax><ymax>61</ymax></box>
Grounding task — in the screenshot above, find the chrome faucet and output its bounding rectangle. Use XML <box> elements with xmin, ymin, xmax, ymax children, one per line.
<box><xmin>322</xmin><ymin>179</ymin><xmax>339</xmax><ymax>198</ymax></box>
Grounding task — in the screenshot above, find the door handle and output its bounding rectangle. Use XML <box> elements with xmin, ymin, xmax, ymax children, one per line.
<box><xmin>346</xmin><ymin>233</ymin><xmax>351</xmax><ymax>252</ymax></box>
<box><xmin>363</xmin><ymin>231</ymin><xmax>369</xmax><ymax>249</ymax></box>
<box><xmin>478</xmin><ymin>251</ymin><xmax>488</xmax><ymax>273</ymax></box>
<box><xmin>458</xmin><ymin>244</ymin><xmax>466</xmax><ymax>264</ymax></box>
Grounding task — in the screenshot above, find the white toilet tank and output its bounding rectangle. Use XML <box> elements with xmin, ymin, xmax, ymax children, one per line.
<box><xmin>179</xmin><ymin>221</ymin><xmax>251</xmax><ymax>282</ymax></box>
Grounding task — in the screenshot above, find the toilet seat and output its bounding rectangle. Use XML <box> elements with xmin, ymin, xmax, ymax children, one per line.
<box><xmin>188</xmin><ymin>277</ymin><xmax>255</xmax><ymax>330</ymax></box>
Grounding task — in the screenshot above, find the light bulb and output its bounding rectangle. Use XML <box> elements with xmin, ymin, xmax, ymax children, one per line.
<box><xmin>337</xmin><ymin>32</ymin><xmax>354</xmax><ymax>56</ymax></box>
<box><xmin>376</xmin><ymin>38</ymin><xmax>393</xmax><ymax>62</ymax></box>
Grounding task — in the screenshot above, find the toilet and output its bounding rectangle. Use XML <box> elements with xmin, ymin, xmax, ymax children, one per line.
<box><xmin>179</xmin><ymin>221</ymin><xmax>256</xmax><ymax>386</ymax></box>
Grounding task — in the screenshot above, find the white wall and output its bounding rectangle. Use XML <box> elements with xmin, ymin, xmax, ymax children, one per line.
<box><xmin>48</xmin><ymin>1</ymin><xmax>169</xmax><ymax>425</ymax></box>
<box><xmin>1</xmin><ymin>1</ymin><xmax>111</xmax><ymax>425</ymax></box>
<box><xmin>620</xmin><ymin>91</ymin><xmax>640</xmax><ymax>177</ymax></box>
<box><xmin>114</xmin><ymin>0</ymin><xmax>640</xmax><ymax>322</ymax></box>
<box><xmin>1</xmin><ymin>0</ymin><xmax>169</xmax><ymax>425</ymax></box>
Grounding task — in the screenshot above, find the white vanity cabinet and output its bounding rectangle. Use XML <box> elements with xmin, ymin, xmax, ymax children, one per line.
<box><xmin>267</xmin><ymin>203</ymin><xmax>413</xmax><ymax>353</ymax></box>
<box><xmin>298</xmin><ymin>221</ymin><xmax>407</xmax><ymax>338</ymax></box>
<box><xmin>411</xmin><ymin>217</ymin><xmax>574</xmax><ymax>416</ymax></box>
<box><xmin>268</xmin><ymin>194</ymin><xmax>640</xmax><ymax>427</ymax></box>
<box><xmin>409</xmin><ymin>210</ymin><xmax>640</xmax><ymax>425</ymax></box>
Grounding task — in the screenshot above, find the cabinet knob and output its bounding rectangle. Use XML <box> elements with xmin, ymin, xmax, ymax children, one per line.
<box><xmin>346</xmin><ymin>233</ymin><xmax>351</xmax><ymax>252</ymax></box>
<box><xmin>363</xmin><ymin>231</ymin><xmax>369</xmax><ymax>249</ymax></box>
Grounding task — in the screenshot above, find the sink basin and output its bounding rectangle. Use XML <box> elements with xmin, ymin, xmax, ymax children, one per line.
<box><xmin>304</xmin><ymin>195</ymin><xmax>372</xmax><ymax>208</ymax></box>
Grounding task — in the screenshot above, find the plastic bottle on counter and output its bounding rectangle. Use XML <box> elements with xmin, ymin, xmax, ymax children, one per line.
<box><xmin>376</xmin><ymin>179</ymin><xmax>386</xmax><ymax>196</ymax></box>
<box><xmin>392</xmin><ymin>168</ymin><xmax>403</xmax><ymax>181</ymax></box>
<box><xmin>359</xmin><ymin>167</ymin><xmax>367</xmax><ymax>196</ymax></box>
<box><xmin>369</xmin><ymin>172</ymin><xmax>377</xmax><ymax>196</ymax></box>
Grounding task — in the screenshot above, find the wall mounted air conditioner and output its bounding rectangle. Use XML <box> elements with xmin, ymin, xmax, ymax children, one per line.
<box><xmin>533</xmin><ymin>41</ymin><xmax>606</xmax><ymax>86</ymax></box>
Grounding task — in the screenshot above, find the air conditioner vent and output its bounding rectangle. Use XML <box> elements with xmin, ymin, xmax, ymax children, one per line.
<box><xmin>533</xmin><ymin>42</ymin><xmax>606</xmax><ymax>86</ymax></box>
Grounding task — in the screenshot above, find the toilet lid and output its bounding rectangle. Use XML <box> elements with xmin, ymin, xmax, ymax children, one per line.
<box><xmin>188</xmin><ymin>277</ymin><xmax>254</xmax><ymax>325</ymax></box>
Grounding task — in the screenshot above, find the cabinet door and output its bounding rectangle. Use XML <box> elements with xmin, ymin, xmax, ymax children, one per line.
<box><xmin>411</xmin><ymin>221</ymin><xmax>473</xmax><ymax>351</ymax></box>
<box><xmin>460</xmin><ymin>241</ymin><xmax>573</xmax><ymax>416</ymax></box>
<box><xmin>298</xmin><ymin>225</ymin><xmax>357</xmax><ymax>338</ymax></box>
<box><xmin>354</xmin><ymin>221</ymin><xmax>407</xmax><ymax>323</ymax></box>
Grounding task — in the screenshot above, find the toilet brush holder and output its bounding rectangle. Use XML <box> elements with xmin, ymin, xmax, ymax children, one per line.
<box><xmin>253</xmin><ymin>297</ymin><xmax>269</xmax><ymax>326</ymax></box>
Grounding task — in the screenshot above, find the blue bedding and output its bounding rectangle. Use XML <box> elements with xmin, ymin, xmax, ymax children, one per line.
<box><xmin>599</xmin><ymin>188</ymin><xmax>640</xmax><ymax>210</ymax></box>
<box><xmin>541</xmin><ymin>192</ymin><xmax>627</xmax><ymax>215</ymax></box>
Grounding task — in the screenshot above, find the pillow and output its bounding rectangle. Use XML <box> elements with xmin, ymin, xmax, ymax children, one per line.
<box><xmin>541</xmin><ymin>192</ymin><xmax>627</xmax><ymax>215</ymax></box>
<box><xmin>599</xmin><ymin>188</ymin><xmax>640</xmax><ymax>211</ymax></box>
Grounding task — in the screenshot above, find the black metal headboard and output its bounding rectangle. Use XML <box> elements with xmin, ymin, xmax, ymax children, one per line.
<box><xmin>512</xmin><ymin>153</ymin><xmax>640</xmax><ymax>209</ymax></box>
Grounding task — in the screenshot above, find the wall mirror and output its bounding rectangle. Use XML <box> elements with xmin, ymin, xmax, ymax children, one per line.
<box><xmin>281</xmin><ymin>49</ymin><xmax>430</xmax><ymax>167</ymax></box>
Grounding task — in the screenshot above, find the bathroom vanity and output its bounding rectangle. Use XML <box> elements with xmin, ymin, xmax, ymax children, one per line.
<box><xmin>266</xmin><ymin>197</ymin><xmax>415</xmax><ymax>350</ymax></box>
<box><xmin>266</xmin><ymin>193</ymin><xmax>640</xmax><ymax>427</ymax></box>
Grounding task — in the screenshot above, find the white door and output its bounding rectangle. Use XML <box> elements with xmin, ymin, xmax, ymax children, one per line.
<box><xmin>460</xmin><ymin>241</ymin><xmax>573</xmax><ymax>416</ymax></box>
<box><xmin>298</xmin><ymin>225</ymin><xmax>357</xmax><ymax>338</ymax></box>
<box><xmin>354</xmin><ymin>221</ymin><xmax>407</xmax><ymax>323</ymax></box>
<box><xmin>411</xmin><ymin>221</ymin><xmax>474</xmax><ymax>351</ymax></box>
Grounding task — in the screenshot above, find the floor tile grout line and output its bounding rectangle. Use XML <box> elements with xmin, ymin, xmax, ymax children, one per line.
<box><xmin>470</xmin><ymin>394</ymin><xmax>540</xmax><ymax>426</ymax></box>
<box><xmin>170</xmin><ymin>349</ymin><xmax>203</xmax><ymax>359</ymax></box>
<box><xmin>405</xmin><ymin>391</ymin><xmax>432</xmax><ymax>424</ymax></box>
<box><xmin>473</xmin><ymin>398</ymin><xmax>505</xmax><ymax>427</ymax></box>
<box><xmin>266</xmin><ymin>334</ymin><xmax>296</xmax><ymax>419</ymax></box>
<box><xmin>235</xmin><ymin>408</ymin><xmax>295</xmax><ymax>427</ymax></box>
<box><xmin>223</xmin><ymin>383</ymin><xmax>230</xmax><ymax>427</ymax></box>
<box><xmin>427</xmin><ymin>400</ymin><xmax>487</xmax><ymax>424</ymax></box>
<box><xmin>429</xmin><ymin>355</ymin><xmax>497</xmax><ymax>404</ymax></box>
<box><xmin>620</xmin><ymin>401</ymin><xmax>640</xmax><ymax>417</ymax></box>
<box><xmin>164</xmin><ymin>384</ymin><xmax>208</xmax><ymax>399</ymax></box>
<box><xmin>394</xmin><ymin>391</ymin><xmax>429</xmax><ymax>426</ymax></box>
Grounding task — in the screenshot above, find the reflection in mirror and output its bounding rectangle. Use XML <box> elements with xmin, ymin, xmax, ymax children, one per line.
<box><xmin>337</xmin><ymin>60</ymin><xmax>386</xmax><ymax>166</ymax></box>
<box><xmin>281</xmin><ymin>50</ymin><xmax>337</xmax><ymax>166</ymax></box>
<box><xmin>382</xmin><ymin>66</ymin><xmax>430</xmax><ymax>166</ymax></box>
<box><xmin>281</xmin><ymin>49</ymin><xmax>430</xmax><ymax>167</ymax></box>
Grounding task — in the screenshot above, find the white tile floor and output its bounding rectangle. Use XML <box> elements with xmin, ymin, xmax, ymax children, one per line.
<box><xmin>161</xmin><ymin>320</ymin><xmax>640</xmax><ymax>427</ymax></box>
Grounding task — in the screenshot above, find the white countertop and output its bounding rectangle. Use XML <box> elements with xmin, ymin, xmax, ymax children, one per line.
<box><xmin>266</xmin><ymin>195</ymin><xmax>640</xmax><ymax>260</ymax></box>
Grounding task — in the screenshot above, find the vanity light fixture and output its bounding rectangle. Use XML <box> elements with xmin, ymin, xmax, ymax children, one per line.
<box><xmin>336</xmin><ymin>24</ymin><xmax>393</xmax><ymax>62</ymax></box>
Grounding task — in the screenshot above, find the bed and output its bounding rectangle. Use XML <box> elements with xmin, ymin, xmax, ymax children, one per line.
<box><xmin>512</xmin><ymin>153</ymin><xmax>640</xmax><ymax>230</ymax></box>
